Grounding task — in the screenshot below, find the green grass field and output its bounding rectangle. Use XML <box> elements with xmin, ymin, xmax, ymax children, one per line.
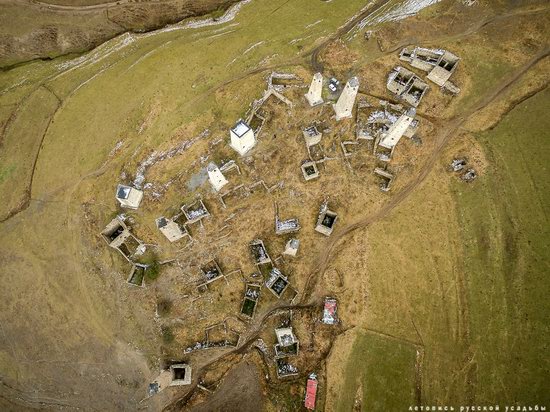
<box><xmin>335</xmin><ymin>329</ymin><xmax>417</xmax><ymax>411</ymax></box>
<box><xmin>451</xmin><ymin>87</ymin><xmax>550</xmax><ymax>405</ymax></box>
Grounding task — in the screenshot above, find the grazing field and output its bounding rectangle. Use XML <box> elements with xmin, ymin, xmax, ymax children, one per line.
<box><xmin>330</xmin><ymin>329</ymin><xmax>418</xmax><ymax>411</ymax></box>
<box><xmin>452</xmin><ymin>88</ymin><xmax>550</xmax><ymax>405</ymax></box>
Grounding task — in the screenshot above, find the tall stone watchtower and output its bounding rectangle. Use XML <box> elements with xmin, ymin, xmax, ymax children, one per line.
<box><xmin>304</xmin><ymin>72</ymin><xmax>324</xmax><ymax>107</ymax></box>
<box><xmin>333</xmin><ymin>77</ymin><xmax>359</xmax><ymax>121</ymax></box>
<box><xmin>230</xmin><ymin>119</ymin><xmax>256</xmax><ymax>156</ymax></box>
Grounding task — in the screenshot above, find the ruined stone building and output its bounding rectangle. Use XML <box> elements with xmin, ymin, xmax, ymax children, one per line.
<box><xmin>374</xmin><ymin>167</ymin><xmax>394</xmax><ymax>192</ymax></box>
<box><xmin>182</xmin><ymin>198</ymin><xmax>210</xmax><ymax>224</ymax></box>
<box><xmin>400</xmin><ymin>46</ymin><xmax>460</xmax><ymax>93</ymax></box>
<box><xmin>374</xmin><ymin>108</ymin><xmax>417</xmax><ymax>160</ymax></box>
<box><xmin>148</xmin><ymin>364</ymin><xmax>192</xmax><ymax>396</ymax></box>
<box><xmin>156</xmin><ymin>216</ymin><xmax>189</xmax><ymax>242</ymax></box>
<box><xmin>301</xmin><ymin>160</ymin><xmax>319</xmax><ymax>181</ymax></box>
<box><xmin>302</xmin><ymin>125</ymin><xmax>322</xmax><ymax>147</ymax></box>
<box><xmin>386</xmin><ymin>67</ymin><xmax>428</xmax><ymax>107</ymax></box>
<box><xmin>266</xmin><ymin>268</ymin><xmax>289</xmax><ymax>298</ymax></box>
<box><xmin>284</xmin><ymin>239</ymin><xmax>300</xmax><ymax>257</ymax></box>
<box><xmin>101</xmin><ymin>217</ymin><xmax>144</xmax><ymax>261</ymax></box>
<box><xmin>274</xmin><ymin>327</ymin><xmax>299</xmax><ymax>358</ymax></box>
<box><xmin>315</xmin><ymin>201</ymin><xmax>338</xmax><ymax>236</ymax></box>
<box><xmin>275</xmin><ymin>203</ymin><xmax>300</xmax><ymax>235</ymax></box>
<box><xmin>250</xmin><ymin>239</ymin><xmax>272</xmax><ymax>265</ymax></box>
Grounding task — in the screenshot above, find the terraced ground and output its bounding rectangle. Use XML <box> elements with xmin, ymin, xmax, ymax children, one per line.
<box><xmin>0</xmin><ymin>0</ymin><xmax>548</xmax><ymax>410</ymax></box>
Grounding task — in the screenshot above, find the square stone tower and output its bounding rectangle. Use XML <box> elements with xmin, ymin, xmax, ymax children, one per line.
<box><xmin>333</xmin><ymin>77</ymin><xmax>359</xmax><ymax>121</ymax></box>
<box><xmin>230</xmin><ymin>119</ymin><xmax>256</xmax><ymax>156</ymax></box>
<box><xmin>304</xmin><ymin>72</ymin><xmax>324</xmax><ymax>106</ymax></box>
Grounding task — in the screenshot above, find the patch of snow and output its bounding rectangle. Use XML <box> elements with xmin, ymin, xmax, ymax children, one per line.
<box><xmin>305</xmin><ymin>20</ymin><xmax>323</xmax><ymax>29</ymax></box>
<box><xmin>347</xmin><ymin>0</ymin><xmax>441</xmax><ymax>40</ymax></box>
<box><xmin>243</xmin><ymin>41</ymin><xmax>265</xmax><ymax>55</ymax></box>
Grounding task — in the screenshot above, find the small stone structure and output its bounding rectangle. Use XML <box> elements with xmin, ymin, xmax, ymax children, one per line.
<box><xmin>322</xmin><ymin>297</ymin><xmax>338</xmax><ymax>325</ymax></box>
<box><xmin>169</xmin><ymin>364</ymin><xmax>192</xmax><ymax>386</ymax></box>
<box><xmin>374</xmin><ymin>167</ymin><xmax>394</xmax><ymax>192</ymax></box>
<box><xmin>148</xmin><ymin>363</ymin><xmax>192</xmax><ymax>396</ymax></box>
<box><xmin>387</xmin><ymin>67</ymin><xmax>428</xmax><ymax>107</ymax></box>
<box><xmin>301</xmin><ymin>160</ymin><xmax>319</xmax><ymax>181</ymax></box>
<box><xmin>182</xmin><ymin>198</ymin><xmax>210</xmax><ymax>224</ymax></box>
<box><xmin>400</xmin><ymin>46</ymin><xmax>460</xmax><ymax>93</ymax></box>
<box><xmin>275</xmin><ymin>202</ymin><xmax>300</xmax><ymax>235</ymax></box>
<box><xmin>315</xmin><ymin>201</ymin><xmax>338</xmax><ymax>236</ymax></box>
<box><xmin>127</xmin><ymin>263</ymin><xmax>147</xmax><ymax>287</ymax></box>
<box><xmin>250</xmin><ymin>239</ymin><xmax>272</xmax><ymax>265</ymax></box>
<box><xmin>230</xmin><ymin>119</ymin><xmax>256</xmax><ymax>156</ymax></box>
<box><xmin>276</xmin><ymin>358</ymin><xmax>298</xmax><ymax>379</ymax></box>
<box><xmin>101</xmin><ymin>216</ymin><xmax>144</xmax><ymax>261</ymax></box>
<box><xmin>156</xmin><ymin>216</ymin><xmax>189</xmax><ymax>242</ymax></box>
<box><xmin>115</xmin><ymin>184</ymin><xmax>143</xmax><ymax>209</ymax></box>
<box><xmin>450</xmin><ymin>158</ymin><xmax>467</xmax><ymax>172</ymax></box>
<box><xmin>304</xmin><ymin>72</ymin><xmax>324</xmax><ymax>106</ymax></box>
<box><xmin>274</xmin><ymin>327</ymin><xmax>299</xmax><ymax>358</ymax></box>
<box><xmin>265</xmin><ymin>268</ymin><xmax>289</xmax><ymax>298</ymax></box>
<box><xmin>333</xmin><ymin>77</ymin><xmax>359</xmax><ymax>121</ymax></box>
<box><xmin>207</xmin><ymin>162</ymin><xmax>229</xmax><ymax>192</ymax></box>
<box><xmin>240</xmin><ymin>283</ymin><xmax>261</xmax><ymax>319</ymax></box>
<box><xmin>302</xmin><ymin>125</ymin><xmax>322</xmax><ymax>147</ymax></box>
<box><xmin>461</xmin><ymin>168</ymin><xmax>477</xmax><ymax>182</ymax></box>
<box><xmin>284</xmin><ymin>239</ymin><xmax>300</xmax><ymax>257</ymax></box>
<box><xmin>199</xmin><ymin>259</ymin><xmax>224</xmax><ymax>287</ymax></box>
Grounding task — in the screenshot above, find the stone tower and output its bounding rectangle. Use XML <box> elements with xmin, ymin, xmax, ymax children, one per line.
<box><xmin>230</xmin><ymin>119</ymin><xmax>256</xmax><ymax>156</ymax></box>
<box><xmin>304</xmin><ymin>72</ymin><xmax>324</xmax><ymax>107</ymax></box>
<box><xmin>333</xmin><ymin>77</ymin><xmax>359</xmax><ymax>121</ymax></box>
<box><xmin>207</xmin><ymin>162</ymin><xmax>228</xmax><ymax>192</ymax></box>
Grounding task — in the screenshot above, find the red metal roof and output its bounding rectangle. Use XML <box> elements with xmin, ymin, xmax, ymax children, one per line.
<box><xmin>324</xmin><ymin>299</ymin><xmax>337</xmax><ymax>314</ymax></box>
<box><xmin>304</xmin><ymin>377</ymin><xmax>318</xmax><ymax>410</ymax></box>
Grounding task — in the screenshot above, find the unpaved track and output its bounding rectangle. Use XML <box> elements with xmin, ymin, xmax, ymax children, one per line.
<box><xmin>301</xmin><ymin>47</ymin><xmax>550</xmax><ymax>302</ymax></box>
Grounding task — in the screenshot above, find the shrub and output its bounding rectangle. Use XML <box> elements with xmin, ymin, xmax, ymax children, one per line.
<box><xmin>145</xmin><ymin>260</ymin><xmax>160</xmax><ymax>280</ymax></box>
<box><xmin>161</xmin><ymin>326</ymin><xmax>174</xmax><ymax>344</ymax></box>
<box><xmin>157</xmin><ymin>298</ymin><xmax>172</xmax><ymax>317</ymax></box>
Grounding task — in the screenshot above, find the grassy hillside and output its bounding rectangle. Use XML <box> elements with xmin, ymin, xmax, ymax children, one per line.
<box><xmin>452</xmin><ymin>88</ymin><xmax>550</xmax><ymax>405</ymax></box>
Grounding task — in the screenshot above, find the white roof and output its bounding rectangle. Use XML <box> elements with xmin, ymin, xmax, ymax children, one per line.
<box><xmin>231</xmin><ymin>120</ymin><xmax>251</xmax><ymax>137</ymax></box>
